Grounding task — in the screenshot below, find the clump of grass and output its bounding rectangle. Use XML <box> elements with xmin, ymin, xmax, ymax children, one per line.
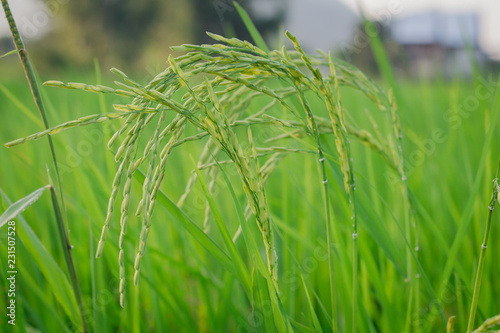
<box><xmin>4</xmin><ymin>31</ymin><xmax>403</xmax><ymax>324</ymax></box>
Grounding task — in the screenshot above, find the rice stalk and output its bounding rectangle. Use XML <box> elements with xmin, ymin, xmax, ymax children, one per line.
<box><xmin>1</xmin><ymin>1</ymin><xmax>88</xmax><ymax>330</ymax></box>
<box><xmin>467</xmin><ymin>160</ymin><xmax>500</xmax><ymax>332</ymax></box>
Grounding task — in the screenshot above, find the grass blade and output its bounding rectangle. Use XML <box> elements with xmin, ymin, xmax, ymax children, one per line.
<box><xmin>217</xmin><ymin>163</ymin><xmax>292</xmax><ymax>333</ymax></box>
<box><xmin>252</xmin><ymin>267</ymin><xmax>276</xmax><ymax>333</ymax></box>
<box><xmin>192</xmin><ymin>160</ymin><xmax>252</xmax><ymax>295</ymax></box>
<box><xmin>0</xmin><ymin>185</ymin><xmax>50</xmax><ymax>229</ymax></box>
<box><xmin>132</xmin><ymin>170</ymin><xmax>238</xmax><ymax>278</ymax></box>
<box><xmin>0</xmin><ymin>188</ymin><xmax>79</xmax><ymax>323</ymax></box>
<box><xmin>233</xmin><ymin>1</ymin><xmax>270</xmax><ymax>53</ymax></box>
<box><xmin>0</xmin><ymin>48</ymin><xmax>19</xmax><ymax>58</ymax></box>
<box><xmin>301</xmin><ymin>275</ymin><xmax>324</xmax><ymax>333</ymax></box>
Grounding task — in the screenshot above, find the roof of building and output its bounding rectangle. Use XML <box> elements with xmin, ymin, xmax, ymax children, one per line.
<box><xmin>391</xmin><ymin>11</ymin><xmax>480</xmax><ymax>48</ymax></box>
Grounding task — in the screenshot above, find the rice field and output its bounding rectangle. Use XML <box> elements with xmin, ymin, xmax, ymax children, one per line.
<box><xmin>1</xmin><ymin>5</ymin><xmax>500</xmax><ymax>333</ymax></box>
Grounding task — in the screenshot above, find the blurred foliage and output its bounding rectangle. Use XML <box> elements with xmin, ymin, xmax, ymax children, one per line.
<box><xmin>24</xmin><ymin>0</ymin><xmax>284</xmax><ymax>73</ymax></box>
<box><xmin>32</xmin><ymin>0</ymin><xmax>194</xmax><ymax>71</ymax></box>
<box><xmin>336</xmin><ymin>21</ymin><xmax>405</xmax><ymax>78</ymax></box>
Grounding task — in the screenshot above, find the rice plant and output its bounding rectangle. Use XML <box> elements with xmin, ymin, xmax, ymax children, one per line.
<box><xmin>2</xmin><ymin>2</ymin><xmax>500</xmax><ymax>332</ymax></box>
<box><xmin>4</xmin><ymin>26</ymin><xmax>407</xmax><ymax>327</ymax></box>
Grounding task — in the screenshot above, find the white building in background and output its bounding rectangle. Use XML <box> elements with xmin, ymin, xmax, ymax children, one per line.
<box><xmin>390</xmin><ymin>11</ymin><xmax>486</xmax><ymax>78</ymax></box>
<box><xmin>283</xmin><ymin>0</ymin><xmax>359</xmax><ymax>52</ymax></box>
<box><xmin>339</xmin><ymin>0</ymin><xmax>500</xmax><ymax>61</ymax></box>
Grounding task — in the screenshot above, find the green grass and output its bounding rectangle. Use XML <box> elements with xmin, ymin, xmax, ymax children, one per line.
<box><xmin>1</xmin><ymin>26</ymin><xmax>500</xmax><ymax>333</ymax></box>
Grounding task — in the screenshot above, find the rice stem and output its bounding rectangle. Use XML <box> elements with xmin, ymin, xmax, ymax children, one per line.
<box><xmin>466</xmin><ymin>158</ymin><xmax>500</xmax><ymax>332</ymax></box>
<box><xmin>0</xmin><ymin>1</ymin><xmax>88</xmax><ymax>331</ymax></box>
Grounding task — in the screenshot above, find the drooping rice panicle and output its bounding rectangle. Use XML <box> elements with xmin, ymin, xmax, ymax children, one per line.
<box><xmin>177</xmin><ymin>138</ymin><xmax>218</xmax><ymax>208</ymax></box>
<box><xmin>96</xmin><ymin>117</ymin><xmax>144</xmax><ymax>258</ymax></box>
<box><xmin>203</xmin><ymin>162</ymin><xmax>220</xmax><ymax>233</ymax></box>
<box><xmin>117</xmin><ymin>115</ymin><xmax>148</xmax><ymax>307</ymax></box>
<box><xmin>4</xmin><ymin>32</ymin><xmax>403</xmax><ymax>315</ymax></box>
<box><xmin>134</xmin><ymin>124</ymin><xmax>185</xmax><ymax>286</ymax></box>
<box><xmin>5</xmin><ymin>111</ymin><xmax>142</xmax><ymax>148</ymax></box>
<box><xmin>132</xmin><ymin>110</ymin><xmax>166</xmax><ymax>279</ymax></box>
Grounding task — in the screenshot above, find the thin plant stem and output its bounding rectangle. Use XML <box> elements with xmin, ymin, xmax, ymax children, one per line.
<box><xmin>388</xmin><ymin>90</ymin><xmax>418</xmax><ymax>331</ymax></box>
<box><xmin>319</xmin><ymin>152</ymin><xmax>337</xmax><ymax>333</ymax></box>
<box><xmin>352</xmin><ymin>231</ymin><xmax>358</xmax><ymax>333</ymax></box>
<box><xmin>1</xmin><ymin>1</ymin><xmax>88</xmax><ymax>332</ymax></box>
<box><xmin>49</xmin><ymin>183</ymin><xmax>88</xmax><ymax>331</ymax></box>
<box><xmin>466</xmin><ymin>158</ymin><xmax>500</xmax><ymax>333</ymax></box>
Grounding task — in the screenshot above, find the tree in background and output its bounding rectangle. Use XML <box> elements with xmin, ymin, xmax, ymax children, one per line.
<box><xmin>29</xmin><ymin>0</ymin><xmax>284</xmax><ymax>72</ymax></box>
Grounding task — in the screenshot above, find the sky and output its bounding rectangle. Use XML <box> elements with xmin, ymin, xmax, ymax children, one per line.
<box><xmin>339</xmin><ymin>0</ymin><xmax>500</xmax><ymax>58</ymax></box>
